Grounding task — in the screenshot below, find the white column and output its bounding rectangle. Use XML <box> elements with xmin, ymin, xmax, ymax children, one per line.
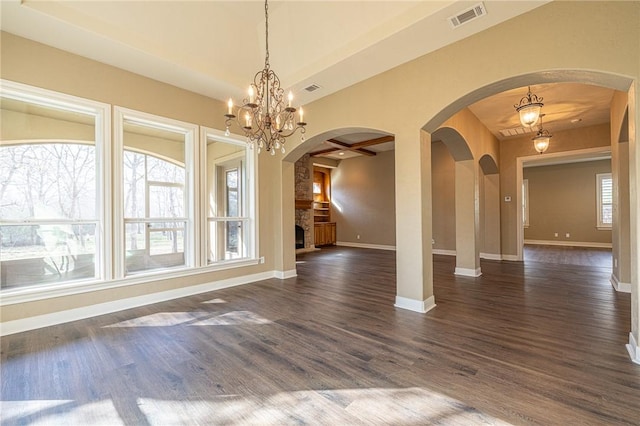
<box><xmin>454</xmin><ymin>159</ymin><xmax>481</xmax><ymax>276</ymax></box>
<box><xmin>393</xmin><ymin>130</ymin><xmax>436</xmax><ymax>313</ymax></box>
<box><xmin>627</xmin><ymin>83</ymin><xmax>640</xmax><ymax>364</ymax></box>
<box><xmin>275</xmin><ymin>158</ymin><xmax>297</xmax><ymax>279</ymax></box>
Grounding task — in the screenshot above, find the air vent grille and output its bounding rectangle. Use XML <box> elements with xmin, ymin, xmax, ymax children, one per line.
<box><xmin>499</xmin><ymin>126</ymin><xmax>536</xmax><ymax>138</ymax></box>
<box><xmin>448</xmin><ymin>2</ymin><xmax>486</xmax><ymax>28</ymax></box>
<box><xmin>304</xmin><ymin>84</ymin><xmax>321</xmax><ymax>92</ymax></box>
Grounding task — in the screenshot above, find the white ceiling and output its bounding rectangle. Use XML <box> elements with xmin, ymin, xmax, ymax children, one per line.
<box><xmin>2</xmin><ymin>1</ymin><xmax>614</xmax><ymax>160</ymax></box>
<box><xmin>1</xmin><ymin>0</ymin><xmax>548</xmax><ymax>106</ymax></box>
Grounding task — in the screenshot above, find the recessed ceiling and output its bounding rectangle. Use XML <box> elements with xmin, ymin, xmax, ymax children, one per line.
<box><xmin>0</xmin><ymin>0</ymin><xmax>548</xmax><ymax>106</ymax></box>
<box><xmin>5</xmin><ymin>1</ymin><xmax>608</xmax><ymax>161</ymax></box>
<box><xmin>468</xmin><ymin>83</ymin><xmax>615</xmax><ymax>140</ymax></box>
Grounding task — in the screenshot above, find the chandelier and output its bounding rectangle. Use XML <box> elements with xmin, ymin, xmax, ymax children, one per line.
<box><xmin>532</xmin><ymin>114</ymin><xmax>552</xmax><ymax>154</ymax></box>
<box><xmin>224</xmin><ymin>0</ymin><xmax>306</xmax><ymax>155</ymax></box>
<box><xmin>514</xmin><ymin>86</ymin><xmax>544</xmax><ymax>128</ymax></box>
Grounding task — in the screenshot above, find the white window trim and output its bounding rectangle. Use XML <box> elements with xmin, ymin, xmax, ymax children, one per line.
<box><xmin>1</xmin><ymin>82</ymin><xmax>262</xmax><ymax>305</ymax></box>
<box><xmin>522</xmin><ymin>179</ymin><xmax>530</xmax><ymax>228</ymax></box>
<box><xmin>596</xmin><ymin>172</ymin><xmax>612</xmax><ymax>230</ymax></box>
<box><xmin>0</xmin><ymin>79</ymin><xmax>111</xmax><ymax>282</ymax></box>
<box><xmin>113</xmin><ymin>106</ymin><xmax>198</xmax><ymax>278</ymax></box>
<box><xmin>200</xmin><ymin>127</ymin><xmax>258</xmax><ymax>267</ymax></box>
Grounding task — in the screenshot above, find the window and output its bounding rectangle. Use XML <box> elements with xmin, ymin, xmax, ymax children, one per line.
<box><xmin>203</xmin><ymin>129</ymin><xmax>256</xmax><ymax>264</ymax></box>
<box><xmin>597</xmin><ymin>173</ymin><xmax>612</xmax><ymax>229</ymax></box>
<box><xmin>1</xmin><ymin>82</ymin><xmax>258</xmax><ymax>298</ymax></box>
<box><xmin>115</xmin><ymin>107</ymin><xmax>197</xmax><ymax>277</ymax></box>
<box><xmin>522</xmin><ymin>179</ymin><xmax>529</xmax><ymax>228</ymax></box>
<box><xmin>0</xmin><ymin>80</ymin><xmax>109</xmax><ymax>291</ymax></box>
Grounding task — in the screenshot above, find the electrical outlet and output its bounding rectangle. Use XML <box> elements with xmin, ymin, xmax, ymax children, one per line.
<box><xmin>614</xmin><ymin>258</ymin><xmax>618</xmax><ymax>268</ymax></box>
<box><xmin>565</xmin><ymin>233</ymin><xmax>570</xmax><ymax>238</ymax></box>
<box><xmin>554</xmin><ymin>232</ymin><xmax>558</xmax><ymax>237</ymax></box>
<box><xmin>259</xmin><ymin>256</ymin><xmax>265</xmax><ymax>264</ymax></box>
<box><xmin>357</xmin><ymin>234</ymin><xmax>360</xmax><ymax>240</ymax></box>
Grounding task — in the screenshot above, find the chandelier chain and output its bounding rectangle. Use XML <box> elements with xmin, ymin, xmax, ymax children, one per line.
<box><xmin>224</xmin><ymin>0</ymin><xmax>307</xmax><ymax>154</ymax></box>
<box><xmin>264</xmin><ymin>0</ymin><xmax>269</xmax><ymax>69</ymax></box>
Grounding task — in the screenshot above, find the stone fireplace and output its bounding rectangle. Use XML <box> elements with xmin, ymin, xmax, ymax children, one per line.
<box><xmin>294</xmin><ymin>154</ymin><xmax>313</xmax><ymax>250</ymax></box>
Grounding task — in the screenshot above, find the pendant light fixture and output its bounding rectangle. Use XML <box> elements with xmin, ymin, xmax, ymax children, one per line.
<box><xmin>224</xmin><ymin>0</ymin><xmax>306</xmax><ymax>155</ymax></box>
<box><xmin>514</xmin><ymin>86</ymin><xmax>544</xmax><ymax>128</ymax></box>
<box><xmin>532</xmin><ymin>114</ymin><xmax>552</xmax><ymax>154</ymax></box>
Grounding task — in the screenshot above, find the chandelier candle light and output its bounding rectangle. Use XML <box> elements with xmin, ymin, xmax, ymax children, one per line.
<box><xmin>224</xmin><ymin>0</ymin><xmax>307</xmax><ymax>155</ymax></box>
<box><xmin>514</xmin><ymin>86</ymin><xmax>544</xmax><ymax>128</ymax></box>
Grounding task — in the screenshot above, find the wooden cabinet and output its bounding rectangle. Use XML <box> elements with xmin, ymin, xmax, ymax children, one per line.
<box><xmin>313</xmin><ymin>200</ymin><xmax>331</xmax><ymax>223</ymax></box>
<box><xmin>314</xmin><ymin>222</ymin><xmax>336</xmax><ymax>246</ymax></box>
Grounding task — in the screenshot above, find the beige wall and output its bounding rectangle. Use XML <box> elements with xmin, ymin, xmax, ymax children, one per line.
<box><xmin>332</xmin><ymin>150</ymin><xmax>395</xmax><ymax>247</ymax></box>
<box><xmin>524</xmin><ymin>160</ymin><xmax>612</xmax><ymax>244</ymax></box>
<box><xmin>0</xmin><ymin>32</ymin><xmax>280</xmax><ymax>324</ymax></box>
<box><xmin>282</xmin><ymin>2</ymin><xmax>639</xmax><ymax>334</ymax></box>
<box><xmin>611</xmin><ymin>90</ymin><xmax>632</xmax><ymax>286</ymax></box>
<box><xmin>431</xmin><ymin>141</ymin><xmax>455</xmax><ymax>251</ymax></box>
<box><xmin>2</xmin><ymin>2</ymin><xmax>640</xmax><ymax>346</ymax></box>
<box><xmin>500</xmin><ymin>123</ymin><xmax>612</xmax><ymax>255</ymax></box>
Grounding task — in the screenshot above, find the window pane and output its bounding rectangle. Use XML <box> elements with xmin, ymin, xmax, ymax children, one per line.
<box><xmin>123</xmin><ymin>151</ymin><xmax>146</xmax><ymax>218</ymax></box>
<box><xmin>147</xmin><ymin>155</ymin><xmax>185</xmax><ymax>184</ymax></box>
<box><xmin>149</xmin><ymin>185</ymin><xmax>184</xmax><ymax>218</ymax></box>
<box><xmin>602</xmin><ymin>205</ymin><xmax>613</xmax><ymax>225</ymax></box>
<box><xmin>601</xmin><ymin>177</ymin><xmax>612</xmax><ymax>204</ymax></box>
<box><xmin>1</xmin><ymin>89</ymin><xmax>103</xmax><ymax>290</ymax></box>
<box><xmin>125</xmin><ymin>221</ymin><xmax>185</xmax><ymax>273</ymax></box>
<box><xmin>206</xmin><ymin>135</ymin><xmax>251</xmax><ymax>265</ymax></box>
<box><xmin>1</xmin><ymin>144</ymin><xmax>96</xmax><ymax>221</ymax></box>
<box><xmin>1</xmin><ymin>223</ymin><xmax>97</xmax><ymax>290</ymax></box>
<box><xmin>122</xmin><ymin>117</ymin><xmax>189</xmax><ymax>275</ymax></box>
<box><xmin>208</xmin><ymin>220</ymin><xmax>247</xmax><ymax>263</ymax></box>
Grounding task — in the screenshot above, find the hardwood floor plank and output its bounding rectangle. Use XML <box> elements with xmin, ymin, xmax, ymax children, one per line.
<box><xmin>2</xmin><ymin>246</ymin><xmax>639</xmax><ymax>425</ymax></box>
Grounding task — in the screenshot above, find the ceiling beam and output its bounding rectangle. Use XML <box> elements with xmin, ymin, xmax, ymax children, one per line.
<box><xmin>310</xmin><ymin>135</ymin><xmax>395</xmax><ymax>158</ymax></box>
<box><xmin>310</xmin><ymin>147</ymin><xmax>341</xmax><ymax>157</ymax></box>
<box><xmin>350</xmin><ymin>135</ymin><xmax>395</xmax><ymax>148</ymax></box>
<box><xmin>327</xmin><ymin>139</ymin><xmax>376</xmax><ymax>156</ymax></box>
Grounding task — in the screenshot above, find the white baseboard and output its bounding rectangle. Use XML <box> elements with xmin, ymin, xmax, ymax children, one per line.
<box><xmin>627</xmin><ymin>333</ymin><xmax>640</xmax><ymax>365</ymax></box>
<box><xmin>501</xmin><ymin>254</ymin><xmax>520</xmax><ymax>261</ymax></box>
<box><xmin>0</xmin><ymin>270</ymin><xmax>277</xmax><ymax>336</ymax></box>
<box><xmin>454</xmin><ymin>267</ymin><xmax>482</xmax><ymax>277</ymax></box>
<box><xmin>610</xmin><ymin>274</ymin><xmax>632</xmax><ymax>293</ymax></box>
<box><xmin>274</xmin><ymin>269</ymin><xmax>297</xmax><ymax>279</ymax></box>
<box><xmin>434</xmin><ymin>251</ymin><xmax>503</xmax><ymax>261</ymax></box>
<box><xmin>480</xmin><ymin>252</ymin><xmax>502</xmax><ymax>261</ymax></box>
<box><xmin>524</xmin><ymin>239</ymin><xmax>612</xmax><ymax>249</ymax></box>
<box><xmin>337</xmin><ymin>241</ymin><xmax>396</xmax><ymax>251</ymax></box>
<box><xmin>432</xmin><ymin>249</ymin><xmax>456</xmax><ymax>256</ymax></box>
<box><xmin>394</xmin><ymin>295</ymin><xmax>436</xmax><ymax>314</ymax></box>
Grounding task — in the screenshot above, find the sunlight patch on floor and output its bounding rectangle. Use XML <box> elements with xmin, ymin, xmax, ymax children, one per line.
<box><xmin>103</xmin><ymin>310</ymin><xmax>272</xmax><ymax>328</ymax></box>
<box><xmin>2</xmin><ymin>387</ymin><xmax>508</xmax><ymax>425</ymax></box>
<box><xmin>135</xmin><ymin>387</ymin><xmax>508</xmax><ymax>425</ymax></box>
<box><xmin>1</xmin><ymin>400</ymin><xmax>124</xmax><ymax>426</ymax></box>
<box><xmin>202</xmin><ymin>298</ymin><xmax>227</xmax><ymax>304</ymax></box>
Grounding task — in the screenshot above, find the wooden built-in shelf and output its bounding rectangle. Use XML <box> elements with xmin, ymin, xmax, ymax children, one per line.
<box><xmin>295</xmin><ymin>199</ymin><xmax>313</xmax><ymax>210</ymax></box>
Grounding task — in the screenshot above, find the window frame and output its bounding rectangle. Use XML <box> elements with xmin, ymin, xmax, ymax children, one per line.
<box><xmin>522</xmin><ymin>179</ymin><xmax>530</xmax><ymax>228</ymax></box>
<box><xmin>596</xmin><ymin>172</ymin><xmax>613</xmax><ymax>230</ymax></box>
<box><xmin>1</xmin><ymin>82</ymin><xmax>261</xmax><ymax>305</ymax></box>
<box><xmin>113</xmin><ymin>106</ymin><xmax>198</xmax><ymax>278</ymax></box>
<box><xmin>200</xmin><ymin>127</ymin><xmax>258</xmax><ymax>267</ymax></box>
<box><xmin>0</xmin><ymin>79</ymin><xmax>111</xmax><ymax>291</ymax></box>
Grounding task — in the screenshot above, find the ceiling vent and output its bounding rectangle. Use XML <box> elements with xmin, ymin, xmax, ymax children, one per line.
<box><xmin>304</xmin><ymin>84</ymin><xmax>321</xmax><ymax>92</ymax></box>
<box><xmin>499</xmin><ymin>126</ymin><xmax>536</xmax><ymax>138</ymax></box>
<box><xmin>448</xmin><ymin>2</ymin><xmax>487</xmax><ymax>28</ymax></box>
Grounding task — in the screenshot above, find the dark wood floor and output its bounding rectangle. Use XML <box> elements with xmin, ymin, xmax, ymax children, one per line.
<box><xmin>2</xmin><ymin>247</ymin><xmax>639</xmax><ymax>425</ymax></box>
<box><xmin>524</xmin><ymin>244</ymin><xmax>612</xmax><ymax>268</ymax></box>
